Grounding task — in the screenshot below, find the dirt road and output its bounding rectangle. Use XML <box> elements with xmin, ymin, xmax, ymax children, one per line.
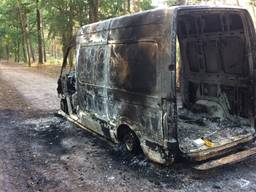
<box><xmin>0</xmin><ymin>61</ymin><xmax>256</xmax><ymax>192</ymax></box>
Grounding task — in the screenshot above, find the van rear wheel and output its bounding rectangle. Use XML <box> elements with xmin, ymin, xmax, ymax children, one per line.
<box><xmin>123</xmin><ymin>130</ymin><xmax>140</xmax><ymax>154</ymax></box>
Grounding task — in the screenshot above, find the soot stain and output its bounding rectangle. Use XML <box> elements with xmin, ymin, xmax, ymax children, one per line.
<box><xmin>36</xmin><ymin>124</ymin><xmax>67</xmax><ymax>155</ymax></box>
<box><xmin>26</xmin><ymin>117</ymin><xmax>69</xmax><ymax>156</ymax></box>
<box><xmin>107</xmin><ymin>145</ymin><xmax>190</xmax><ymax>190</ymax></box>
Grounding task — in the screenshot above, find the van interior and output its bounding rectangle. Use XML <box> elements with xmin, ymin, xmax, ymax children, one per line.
<box><xmin>176</xmin><ymin>10</ymin><xmax>255</xmax><ymax>157</ymax></box>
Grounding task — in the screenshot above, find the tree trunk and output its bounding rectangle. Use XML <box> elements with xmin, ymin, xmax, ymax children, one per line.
<box><xmin>88</xmin><ymin>0</ymin><xmax>99</xmax><ymax>23</ymax></box>
<box><xmin>55</xmin><ymin>44</ymin><xmax>57</xmax><ymax>59</ymax></box>
<box><xmin>17</xmin><ymin>0</ymin><xmax>31</xmax><ymax>66</ymax></box>
<box><xmin>26</xmin><ymin>37</ymin><xmax>31</xmax><ymax>67</ymax></box>
<box><xmin>36</xmin><ymin>0</ymin><xmax>43</xmax><ymax>64</ymax></box>
<box><xmin>17</xmin><ymin>40</ymin><xmax>20</xmax><ymax>62</ymax></box>
<box><xmin>21</xmin><ymin>35</ymin><xmax>27</xmax><ymax>63</ymax></box>
<box><xmin>42</xmin><ymin>33</ymin><xmax>47</xmax><ymax>62</ymax></box>
<box><xmin>5</xmin><ymin>45</ymin><xmax>9</xmax><ymax>60</ymax></box>
<box><xmin>14</xmin><ymin>41</ymin><xmax>18</xmax><ymax>62</ymax></box>
<box><xmin>124</xmin><ymin>0</ymin><xmax>131</xmax><ymax>14</ymax></box>
<box><xmin>127</xmin><ymin>0</ymin><xmax>131</xmax><ymax>13</ymax></box>
<box><xmin>28</xmin><ymin>35</ymin><xmax>35</xmax><ymax>62</ymax></box>
<box><xmin>124</xmin><ymin>0</ymin><xmax>127</xmax><ymax>14</ymax></box>
<box><xmin>67</xmin><ymin>1</ymin><xmax>74</xmax><ymax>67</ymax></box>
<box><xmin>26</xmin><ymin>13</ymin><xmax>35</xmax><ymax>62</ymax></box>
<box><xmin>15</xmin><ymin>42</ymin><xmax>17</xmax><ymax>62</ymax></box>
<box><xmin>41</xmin><ymin>16</ymin><xmax>47</xmax><ymax>62</ymax></box>
<box><xmin>132</xmin><ymin>0</ymin><xmax>140</xmax><ymax>12</ymax></box>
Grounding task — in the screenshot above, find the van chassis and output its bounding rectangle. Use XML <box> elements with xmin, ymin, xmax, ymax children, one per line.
<box><xmin>57</xmin><ymin>6</ymin><xmax>256</xmax><ymax>170</ymax></box>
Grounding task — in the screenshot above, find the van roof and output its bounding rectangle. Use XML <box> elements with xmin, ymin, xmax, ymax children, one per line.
<box><xmin>77</xmin><ymin>6</ymin><xmax>247</xmax><ymax>36</ymax></box>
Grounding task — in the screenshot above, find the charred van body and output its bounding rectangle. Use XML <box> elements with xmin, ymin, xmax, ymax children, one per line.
<box><xmin>57</xmin><ymin>6</ymin><xmax>256</xmax><ymax>170</ymax></box>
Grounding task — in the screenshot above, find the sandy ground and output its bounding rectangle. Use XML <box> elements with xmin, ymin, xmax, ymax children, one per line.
<box><xmin>0</xmin><ymin>61</ymin><xmax>256</xmax><ymax>192</ymax></box>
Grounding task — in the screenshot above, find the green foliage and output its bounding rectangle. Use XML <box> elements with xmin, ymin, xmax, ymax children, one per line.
<box><xmin>0</xmin><ymin>0</ymin><xmax>21</xmax><ymax>59</ymax></box>
<box><xmin>165</xmin><ymin>0</ymin><xmax>209</xmax><ymax>6</ymax></box>
<box><xmin>140</xmin><ymin>0</ymin><xmax>154</xmax><ymax>10</ymax></box>
<box><xmin>99</xmin><ymin>0</ymin><xmax>124</xmax><ymax>19</ymax></box>
<box><xmin>165</xmin><ymin>0</ymin><xmax>180</xmax><ymax>6</ymax></box>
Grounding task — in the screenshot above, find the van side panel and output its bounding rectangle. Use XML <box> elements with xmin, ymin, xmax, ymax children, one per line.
<box><xmin>75</xmin><ymin>9</ymin><xmax>177</xmax><ymax>163</ymax></box>
<box><xmin>107</xmin><ymin>10</ymin><xmax>172</xmax><ymax>144</ymax></box>
<box><xmin>76</xmin><ymin>20</ymin><xmax>111</xmax><ymax>136</ymax></box>
<box><xmin>107</xmin><ymin>41</ymin><xmax>162</xmax><ymax>141</ymax></box>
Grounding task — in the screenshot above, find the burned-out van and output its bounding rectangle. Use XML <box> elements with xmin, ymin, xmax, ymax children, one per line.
<box><xmin>57</xmin><ymin>6</ymin><xmax>256</xmax><ymax>170</ymax></box>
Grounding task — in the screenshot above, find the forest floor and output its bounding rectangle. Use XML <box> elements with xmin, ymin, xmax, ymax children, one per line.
<box><xmin>0</xmin><ymin>60</ymin><xmax>256</xmax><ymax>192</ymax></box>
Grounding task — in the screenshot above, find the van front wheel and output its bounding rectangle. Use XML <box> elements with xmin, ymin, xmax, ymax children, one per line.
<box><xmin>123</xmin><ymin>130</ymin><xmax>140</xmax><ymax>154</ymax></box>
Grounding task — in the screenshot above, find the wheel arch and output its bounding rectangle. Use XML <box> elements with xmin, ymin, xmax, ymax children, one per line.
<box><xmin>116</xmin><ymin>123</ymin><xmax>139</xmax><ymax>143</ymax></box>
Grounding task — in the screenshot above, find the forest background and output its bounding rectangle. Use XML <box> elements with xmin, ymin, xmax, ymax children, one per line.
<box><xmin>0</xmin><ymin>0</ymin><xmax>255</xmax><ymax>66</ymax></box>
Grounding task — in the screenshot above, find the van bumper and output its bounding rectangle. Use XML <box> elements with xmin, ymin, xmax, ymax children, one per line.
<box><xmin>186</xmin><ymin>135</ymin><xmax>255</xmax><ymax>162</ymax></box>
<box><xmin>194</xmin><ymin>146</ymin><xmax>256</xmax><ymax>170</ymax></box>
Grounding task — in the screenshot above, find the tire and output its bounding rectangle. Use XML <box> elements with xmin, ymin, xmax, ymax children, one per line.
<box><xmin>122</xmin><ymin>130</ymin><xmax>141</xmax><ymax>154</ymax></box>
